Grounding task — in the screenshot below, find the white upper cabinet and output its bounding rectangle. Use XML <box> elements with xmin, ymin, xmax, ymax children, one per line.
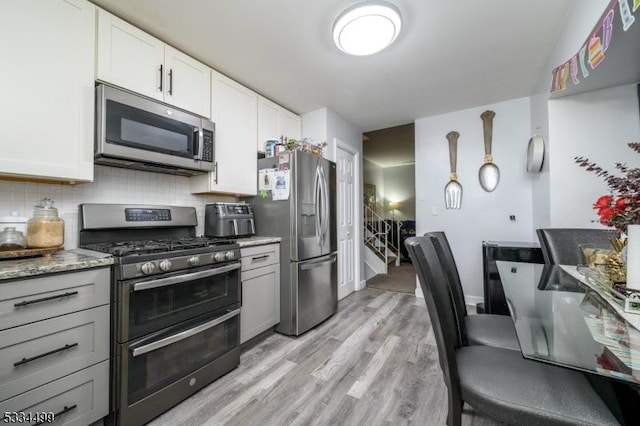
<box><xmin>190</xmin><ymin>71</ymin><xmax>258</xmax><ymax>195</ymax></box>
<box><xmin>164</xmin><ymin>46</ymin><xmax>211</xmax><ymax>118</ymax></box>
<box><xmin>257</xmin><ymin>96</ymin><xmax>301</xmax><ymax>152</ymax></box>
<box><xmin>0</xmin><ymin>0</ymin><xmax>96</xmax><ymax>182</ymax></box>
<box><xmin>97</xmin><ymin>9</ymin><xmax>211</xmax><ymax>118</ymax></box>
<box><xmin>97</xmin><ymin>9</ymin><xmax>164</xmax><ymax>102</ymax></box>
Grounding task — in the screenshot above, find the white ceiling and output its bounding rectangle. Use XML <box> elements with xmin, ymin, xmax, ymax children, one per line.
<box><xmin>90</xmin><ymin>0</ymin><xmax>572</xmax><ymax>133</ymax></box>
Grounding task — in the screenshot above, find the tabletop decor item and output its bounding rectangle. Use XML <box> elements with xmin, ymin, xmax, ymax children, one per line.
<box><xmin>575</xmin><ymin>142</ymin><xmax>640</xmax><ymax>290</ymax></box>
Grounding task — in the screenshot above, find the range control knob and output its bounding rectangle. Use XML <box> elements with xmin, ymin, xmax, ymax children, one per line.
<box><xmin>214</xmin><ymin>252</ymin><xmax>226</xmax><ymax>262</ymax></box>
<box><xmin>158</xmin><ymin>259</ymin><xmax>172</xmax><ymax>272</ymax></box>
<box><xmin>188</xmin><ymin>256</ymin><xmax>200</xmax><ymax>266</ymax></box>
<box><xmin>225</xmin><ymin>251</ymin><xmax>236</xmax><ymax>260</ymax></box>
<box><xmin>140</xmin><ymin>262</ymin><xmax>155</xmax><ymax>275</ymax></box>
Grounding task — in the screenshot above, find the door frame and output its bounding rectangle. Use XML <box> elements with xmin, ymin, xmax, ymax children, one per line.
<box><xmin>335</xmin><ymin>139</ymin><xmax>364</xmax><ymax>294</ymax></box>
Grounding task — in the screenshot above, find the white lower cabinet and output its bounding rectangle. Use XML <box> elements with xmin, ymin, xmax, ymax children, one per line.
<box><xmin>0</xmin><ymin>361</ymin><xmax>109</xmax><ymax>426</ymax></box>
<box><xmin>0</xmin><ymin>267</ymin><xmax>110</xmax><ymax>425</ymax></box>
<box><xmin>240</xmin><ymin>244</ymin><xmax>280</xmax><ymax>343</ymax></box>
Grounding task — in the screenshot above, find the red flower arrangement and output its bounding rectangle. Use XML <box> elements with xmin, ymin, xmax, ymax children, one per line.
<box><xmin>575</xmin><ymin>143</ymin><xmax>640</xmax><ymax>234</ymax></box>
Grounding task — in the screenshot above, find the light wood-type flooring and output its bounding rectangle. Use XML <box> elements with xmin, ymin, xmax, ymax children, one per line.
<box><xmin>148</xmin><ymin>288</ymin><xmax>500</xmax><ymax>426</ymax></box>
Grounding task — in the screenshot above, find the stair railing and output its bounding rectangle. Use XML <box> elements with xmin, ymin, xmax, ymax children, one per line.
<box><xmin>363</xmin><ymin>203</ymin><xmax>401</xmax><ymax>267</ymax></box>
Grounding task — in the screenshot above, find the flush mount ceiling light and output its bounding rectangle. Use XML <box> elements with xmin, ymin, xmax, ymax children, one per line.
<box><xmin>332</xmin><ymin>1</ymin><xmax>402</xmax><ymax>56</ymax></box>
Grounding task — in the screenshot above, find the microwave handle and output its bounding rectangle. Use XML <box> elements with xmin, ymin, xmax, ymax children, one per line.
<box><xmin>193</xmin><ymin>127</ymin><xmax>200</xmax><ymax>159</ymax></box>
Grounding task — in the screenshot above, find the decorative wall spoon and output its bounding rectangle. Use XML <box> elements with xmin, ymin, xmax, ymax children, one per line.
<box><xmin>478</xmin><ymin>110</ymin><xmax>500</xmax><ymax>192</ymax></box>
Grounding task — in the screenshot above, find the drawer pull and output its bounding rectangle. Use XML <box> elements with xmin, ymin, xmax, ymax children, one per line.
<box><xmin>14</xmin><ymin>291</ymin><xmax>79</xmax><ymax>308</ymax></box>
<box><xmin>251</xmin><ymin>254</ymin><xmax>270</xmax><ymax>262</ymax></box>
<box><xmin>32</xmin><ymin>405</ymin><xmax>77</xmax><ymax>426</ymax></box>
<box><xmin>14</xmin><ymin>343</ymin><xmax>79</xmax><ymax>367</ymax></box>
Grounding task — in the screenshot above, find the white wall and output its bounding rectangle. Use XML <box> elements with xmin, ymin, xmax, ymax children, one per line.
<box><xmin>382</xmin><ymin>164</ymin><xmax>415</xmax><ymax>220</ymax></box>
<box><xmin>302</xmin><ymin>107</ymin><xmax>366</xmax><ymax>289</ymax></box>
<box><xmin>363</xmin><ymin>159</ymin><xmax>384</xmax><ymax>203</ymax></box>
<box><xmin>0</xmin><ymin>166</ymin><xmax>234</xmax><ymax>249</ymax></box>
<box><xmin>301</xmin><ymin>108</ymin><xmax>328</xmax><ymax>147</ymax></box>
<box><xmin>415</xmin><ymin>97</ymin><xmax>535</xmax><ymax>300</ymax></box>
<box><xmin>548</xmin><ymin>84</ymin><xmax>640</xmax><ymax>227</ymax></box>
<box><xmin>530</xmin><ymin>93</ymin><xmax>551</xmax><ymax>236</ymax></box>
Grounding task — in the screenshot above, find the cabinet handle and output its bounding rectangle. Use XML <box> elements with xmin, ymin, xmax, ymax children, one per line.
<box><xmin>32</xmin><ymin>405</ymin><xmax>77</xmax><ymax>426</ymax></box>
<box><xmin>214</xmin><ymin>161</ymin><xmax>219</xmax><ymax>184</ymax></box>
<box><xmin>159</xmin><ymin>64</ymin><xmax>163</xmax><ymax>91</ymax></box>
<box><xmin>251</xmin><ymin>255</ymin><xmax>269</xmax><ymax>262</ymax></box>
<box><xmin>14</xmin><ymin>291</ymin><xmax>79</xmax><ymax>308</ymax></box>
<box><xmin>14</xmin><ymin>343</ymin><xmax>79</xmax><ymax>367</ymax></box>
<box><xmin>168</xmin><ymin>69</ymin><xmax>173</xmax><ymax>95</ymax></box>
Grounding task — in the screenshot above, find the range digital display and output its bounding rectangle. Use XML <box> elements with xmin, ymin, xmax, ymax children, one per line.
<box><xmin>125</xmin><ymin>208</ymin><xmax>172</xmax><ymax>222</ymax></box>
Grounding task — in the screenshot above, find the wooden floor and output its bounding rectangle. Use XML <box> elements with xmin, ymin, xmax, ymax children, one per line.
<box><xmin>148</xmin><ymin>288</ymin><xmax>501</xmax><ymax>426</ymax></box>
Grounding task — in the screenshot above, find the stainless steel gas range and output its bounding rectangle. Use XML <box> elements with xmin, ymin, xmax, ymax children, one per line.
<box><xmin>79</xmin><ymin>204</ymin><xmax>241</xmax><ymax>426</ymax></box>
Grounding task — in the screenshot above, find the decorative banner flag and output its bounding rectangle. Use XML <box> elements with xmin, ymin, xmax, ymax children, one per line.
<box><xmin>551</xmin><ymin>0</ymin><xmax>638</xmax><ymax>94</ymax></box>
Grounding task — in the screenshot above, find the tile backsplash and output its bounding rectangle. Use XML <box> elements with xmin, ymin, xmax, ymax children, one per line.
<box><xmin>0</xmin><ymin>166</ymin><xmax>236</xmax><ymax>249</ymax></box>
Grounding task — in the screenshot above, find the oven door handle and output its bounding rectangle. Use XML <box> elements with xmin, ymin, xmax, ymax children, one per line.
<box><xmin>133</xmin><ymin>263</ymin><xmax>240</xmax><ymax>292</ymax></box>
<box><xmin>131</xmin><ymin>308</ymin><xmax>240</xmax><ymax>357</ymax></box>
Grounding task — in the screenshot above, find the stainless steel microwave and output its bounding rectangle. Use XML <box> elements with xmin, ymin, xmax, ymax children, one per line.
<box><xmin>95</xmin><ymin>84</ymin><xmax>215</xmax><ymax>176</ymax></box>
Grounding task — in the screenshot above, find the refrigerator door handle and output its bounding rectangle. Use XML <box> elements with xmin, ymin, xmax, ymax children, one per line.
<box><xmin>319</xmin><ymin>166</ymin><xmax>329</xmax><ymax>246</ymax></box>
<box><xmin>300</xmin><ymin>255</ymin><xmax>337</xmax><ymax>270</ymax></box>
<box><xmin>314</xmin><ymin>165</ymin><xmax>322</xmax><ymax>245</ymax></box>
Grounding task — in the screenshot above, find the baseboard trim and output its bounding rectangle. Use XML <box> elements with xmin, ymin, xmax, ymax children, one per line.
<box><xmin>356</xmin><ymin>279</ymin><xmax>367</xmax><ymax>291</ymax></box>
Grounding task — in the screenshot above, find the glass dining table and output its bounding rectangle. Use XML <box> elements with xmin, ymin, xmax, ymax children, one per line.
<box><xmin>496</xmin><ymin>261</ymin><xmax>640</xmax><ymax>384</ymax></box>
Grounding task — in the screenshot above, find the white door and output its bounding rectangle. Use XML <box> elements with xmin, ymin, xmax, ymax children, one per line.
<box><xmin>164</xmin><ymin>46</ymin><xmax>212</xmax><ymax>118</ymax></box>
<box><xmin>209</xmin><ymin>71</ymin><xmax>258</xmax><ymax>195</ymax></box>
<box><xmin>97</xmin><ymin>9</ymin><xmax>165</xmax><ymax>102</ymax></box>
<box><xmin>337</xmin><ymin>146</ymin><xmax>356</xmax><ymax>299</ymax></box>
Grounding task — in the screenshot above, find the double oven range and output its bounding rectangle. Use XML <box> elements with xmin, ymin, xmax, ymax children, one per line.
<box><xmin>79</xmin><ymin>204</ymin><xmax>241</xmax><ymax>426</ymax></box>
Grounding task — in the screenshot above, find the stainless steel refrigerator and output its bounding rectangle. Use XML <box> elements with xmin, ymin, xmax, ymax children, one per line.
<box><xmin>249</xmin><ymin>150</ymin><xmax>337</xmax><ymax>336</ymax></box>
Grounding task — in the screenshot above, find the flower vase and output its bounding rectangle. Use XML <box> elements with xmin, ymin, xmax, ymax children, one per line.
<box><xmin>626</xmin><ymin>225</ymin><xmax>640</xmax><ymax>290</ymax></box>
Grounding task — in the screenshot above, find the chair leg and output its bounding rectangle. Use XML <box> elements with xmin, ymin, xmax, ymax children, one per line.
<box><xmin>447</xmin><ymin>399</ymin><xmax>462</xmax><ymax>426</ymax></box>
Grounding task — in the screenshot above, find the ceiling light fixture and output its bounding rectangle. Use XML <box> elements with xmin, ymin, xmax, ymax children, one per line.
<box><xmin>332</xmin><ymin>1</ymin><xmax>402</xmax><ymax>56</ymax></box>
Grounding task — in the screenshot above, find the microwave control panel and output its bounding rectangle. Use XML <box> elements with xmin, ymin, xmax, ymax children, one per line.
<box><xmin>201</xmin><ymin>129</ymin><xmax>214</xmax><ymax>162</ymax></box>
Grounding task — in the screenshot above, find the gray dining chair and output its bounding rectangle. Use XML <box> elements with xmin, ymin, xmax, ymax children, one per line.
<box><xmin>405</xmin><ymin>236</ymin><xmax>619</xmax><ymax>426</ymax></box>
<box><xmin>425</xmin><ymin>231</ymin><xmax>519</xmax><ymax>350</ymax></box>
<box><xmin>536</xmin><ymin>228</ymin><xmax>617</xmax><ymax>265</ymax></box>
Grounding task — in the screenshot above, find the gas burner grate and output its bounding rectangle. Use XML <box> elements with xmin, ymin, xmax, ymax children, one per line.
<box><xmin>83</xmin><ymin>237</ymin><xmax>237</xmax><ymax>257</ymax></box>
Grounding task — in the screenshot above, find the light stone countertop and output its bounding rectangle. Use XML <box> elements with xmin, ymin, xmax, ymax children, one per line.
<box><xmin>0</xmin><ymin>249</ymin><xmax>114</xmax><ymax>281</ymax></box>
<box><xmin>235</xmin><ymin>236</ymin><xmax>281</xmax><ymax>247</ymax></box>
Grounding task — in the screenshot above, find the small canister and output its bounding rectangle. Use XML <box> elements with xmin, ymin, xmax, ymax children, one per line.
<box><xmin>265</xmin><ymin>139</ymin><xmax>278</xmax><ymax>157</ymax></box>
<box><xmin>274</xmin><ymin>143</ymin><xmax>286</xmax><ymax>155</ymax></box>
<box><xmin>26</xmin><ymin>198</ymin><xmax>64</xmax><ymax>248</ymax></box>
<box><xmin>0</xmin><ymin>227</ymin><xmax>26</xmax><ymax>251</ymax></box>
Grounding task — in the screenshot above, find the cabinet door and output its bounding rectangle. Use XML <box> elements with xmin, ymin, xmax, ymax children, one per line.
<box><xmin>257</xmin><ymin>96</ymin><xmax>280</xmax><ymax>152</ymax></box>
<box><xmin>0</xmin><ymin>306</ymin><xmax>109</xmax><ymax>402</ymax></box>
<box><xmin>97</xmin><ymin>9</ymin><xmax>164</xmax><ymax>102</ymax></box>
<box><xmin>164</xmin><ymin>46</ymin><xmax>211</xmax><ymax>118</ymax></box>
<box><xmin>0</xmin><ymin>361</ymin><xmax>108</xmax><ymax>426</ymax></box>
<box><xmin>0</xmin><ymin>0</ymin><xmax>95</xmax><ymax>182</ymax></box>
<box><xmin>193</xmin><ymin>71</ymin><xmax>257</xmax><ymax>195</ymax></box>
<box><xmin>279</xmin><ymin>108</ymin><xmax>302</xmax><ymax>140</ymax></box>
<box><xmin>241</xmin><ymin>263</ymin><xmax>280</xmax><ymax>343</ymax></box>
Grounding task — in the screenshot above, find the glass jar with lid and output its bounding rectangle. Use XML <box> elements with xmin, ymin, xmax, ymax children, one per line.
<box><xmin>26</xmin><ymin>198</ymin><xmax>64</xmax><ymax>248</ymax></box>
<box><xmin>0</xmin><ymin>227</ymin><xmax>26</xmax><ymax>251</ymax></box>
